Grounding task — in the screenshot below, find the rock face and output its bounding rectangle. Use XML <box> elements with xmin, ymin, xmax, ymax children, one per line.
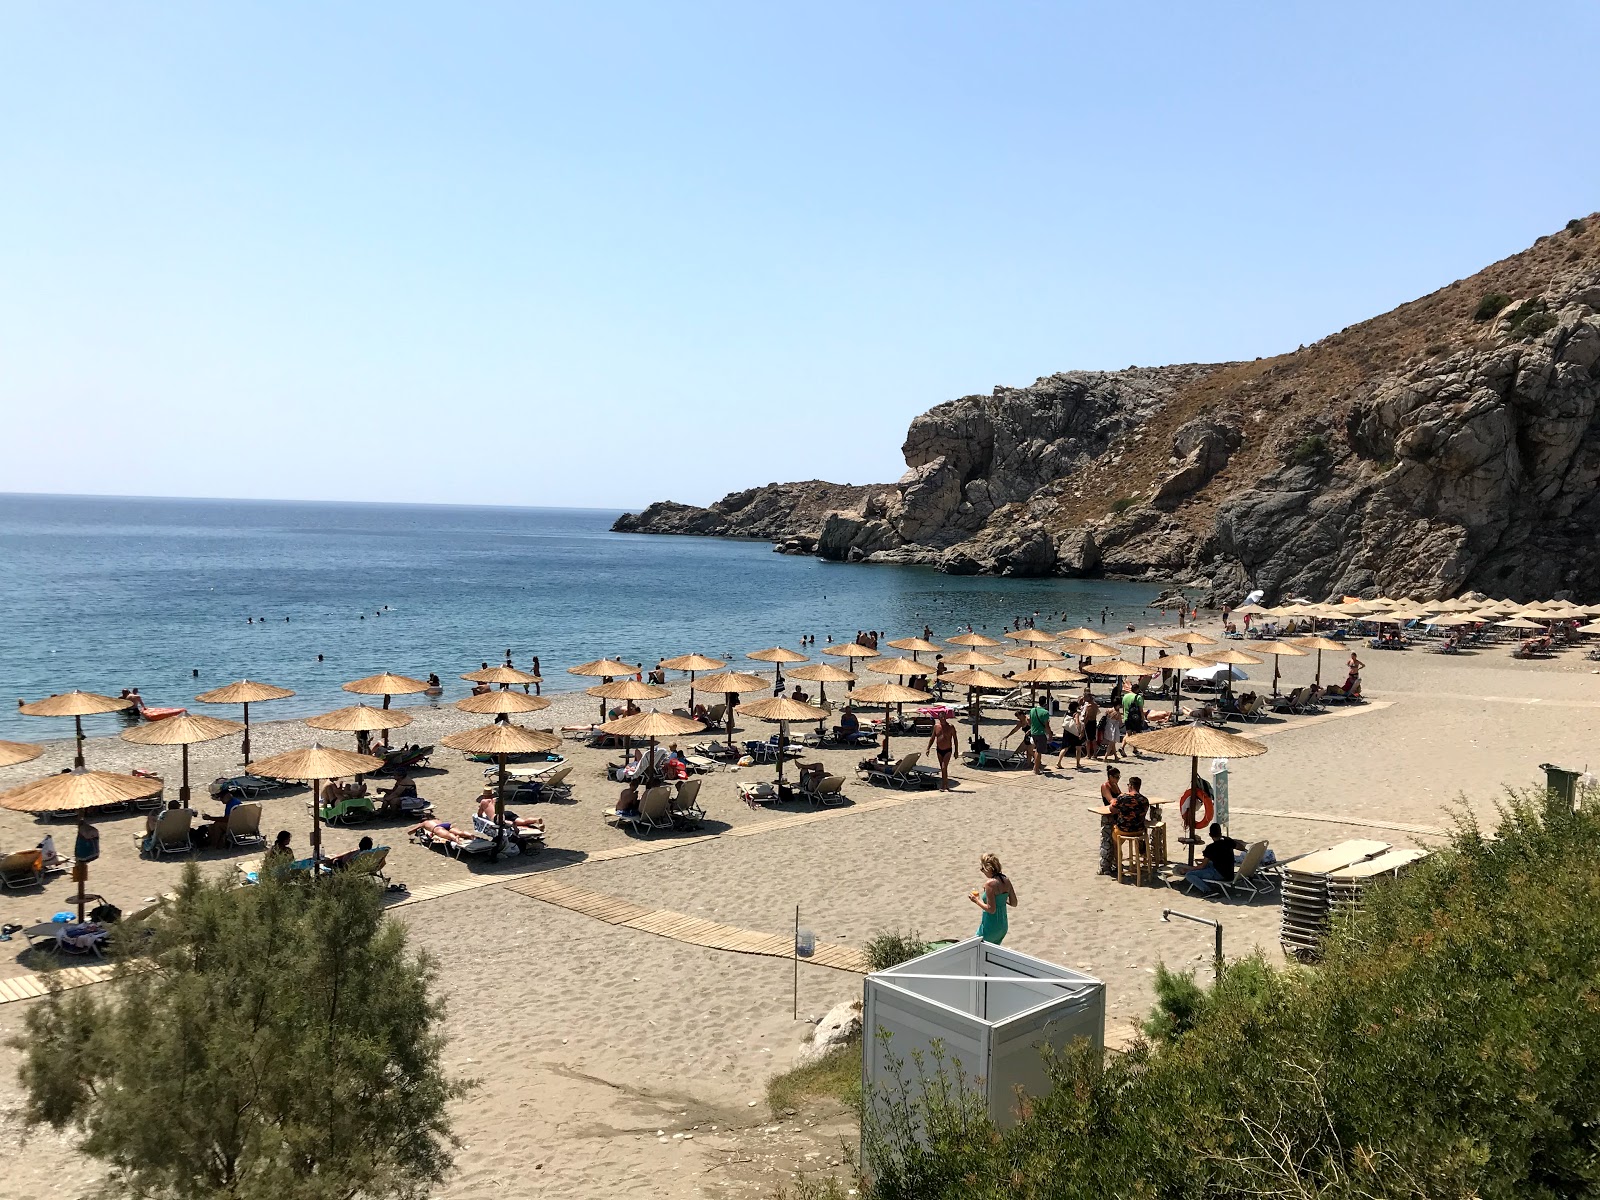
<box><xmin>612</xmin><ymin>481</ymin><xmax>890</xmax><ymax>541</ymax></box>
<box><xmin>793</xmin><ymin>998</ymin><xmax>862</xmax><ymax>1067</ymax></box>
<box><xmin>616</xmin><ymin>216</ymin><xmax>1600</xmax><ymax>599</ymax></box>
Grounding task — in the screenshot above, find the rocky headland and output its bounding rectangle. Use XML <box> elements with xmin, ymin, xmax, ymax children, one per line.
<box><xmin>613</xmin><ymin>216</ymin><xmax>1600</xmax><ymax>600</ymax></box>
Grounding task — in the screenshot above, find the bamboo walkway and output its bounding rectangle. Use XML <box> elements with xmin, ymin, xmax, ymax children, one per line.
<box><xmin>505</xmin><ymin>874</ymin><xmax>868</xmax><ymax>972</ymax></box>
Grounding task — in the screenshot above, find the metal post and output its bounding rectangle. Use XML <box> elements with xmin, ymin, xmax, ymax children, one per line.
<box><xmin>1163</xmin><ymin>908</ymin><xmax>1223</xmax><ymax>983</ymax></box>
<box><xmin>793</xmin><ymin>904</ymin><xmax>800</xmax><ymax>1020</ymax></box>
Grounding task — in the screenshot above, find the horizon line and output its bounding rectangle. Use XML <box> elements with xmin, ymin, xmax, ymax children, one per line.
<box><xmin>0</xmin><ymin>490</ymin><xmax>636</xmax><ymax>515</ymax></box>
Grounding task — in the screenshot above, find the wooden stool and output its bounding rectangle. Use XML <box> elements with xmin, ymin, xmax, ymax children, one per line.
<box><xmin>1146</xmin><ymin>822</ymin><xmax>1168</xmax><ymax>868</ymax></box>
<box><xmin>1114</xmin><ymin>828</ymin><xmax>1149</xmax><ymax>885</ymax></box>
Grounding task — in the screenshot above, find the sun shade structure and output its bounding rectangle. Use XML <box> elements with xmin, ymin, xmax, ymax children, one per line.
<box><xmin>460</xmin><ymin>665</ymin><xmax>541</xmax><ymax>686</ymax></box>
<box><xmin>943</xmin><ymin>649</ymin><xmax>1005</xmax><ymax>667</ymax></box>
<box><xmin>824</xmin><ymin>642</ymin><xmax>881</xmax><ymax>658</ymax></box>
<box><xmin>947</xmin><ymin>632</ymin><xmax>1004</xmax><ymax>648</ymax></box>
<box><xmin>1056</xmin><ymin>627</ymin><xmax>1109</xmax><ymax>642</ymax></box>
<box><xmin>18</xmin><ymin>690</ymin><xmax>134</xmax><ymax>769</ymax></box>
<box><xmin>455</xmin><ymin>691</ymin><xmax>552</xmax><ymax>716</ymax></box>
<box><xmin>1120</xmin><ymin>634</ymin><xmax>1169</xmax><ymax>664</ymax></box>
<box><xmin>864</xmin><ymin>657</ymin><xmax>928</xmax><ymax>677</ymax></box>
<box><xmin>341</xmin><ymin>672</ymin><xmax>430</xmax><ymax>710</ymax></box>
<box><xmin>747</xmin><ymin>647</ymin><xmax>807</xmax><ymax>685</ymax></box>
<box><xmin>849</xmin><ymin>681</ymin><xmax>933</xmax><ymax>762</ymax></box>
<box><xmin>887</xmin><ymin>637</ymin><xmax>942</xmax><ymax>658</ymax></box>
<box><xmin>249</xmin><ymin>744</ymin><xmax>388</xmax><ymax>867</ymax></box>
<box><xmin>0</xmin><ymin>740</ymin><xmax>44</xmax><ymax>768</ymax></box>
<box><xmin>1083</xmin><ymin>659</ymin><xmax>1157</xmax><ymax>678</ymax></box>
<box><xmin>1</xmin><ymin>766</ymin><xmax>166</xmax><ymax>920</ymax></box>
<box><xmin>306</xmin><ymin>704</ymin><xmax>414</xmax><ymax>733</ymax></box>
<box><xmin>1290</xmin><ymin>636</ymin><xmax>1345</xmax><ymax>686</ymax></box>
<box><xmin>585</xmin><ymin>678</ymin><xmax>671</xmax><ymax>724</ymax></box>
<box><xmin>596</xmin><ymin>710</ymin><xmax>704</xmax><ymax>793</ymax></box>
<box><xmin>1164</xmin><ymin>631</ymin><xmax>1219</xmax><ymax>647</ymax></box>
<box><xmin>441</xmin><ymin>722</ymin><xmax>561</xmax><ymax>854</ymax></box>
<box><xmin>660</xmin><ymin>653</ymin><xmax>727</xmax><ymax>710</ymax></box>
<box><xmin>1003</xmin><ymin>646</ymin><xmax>1066</xmax><ymax>664</ymax></box>
<box><xmin>194</xmin><ymin>679</ymin><xmax>295</xmax><ymax>765</ymax></box>
<box><xmin>1148</xmin><ymin>653</ymin><xmax>1213</xmax><ymax>719</ymax></box>
<box><xmin>121</xmin><ymin>713</ymin><xmax>245</xmax><ymax>807</ymax></box>
<box><xmin>738</xmin><ymin>696</ymin><xmax>829</xmax><ymax>788</ymax></box>
<box><xmin>1004</xmin><ymin>628</ymin><xmax>1056</xmax><ymax>643</ymax></box>
<box><xmin>1126</xmin><ymin>724</ymin><xmax>1268</xmax><ymax>865</ymax></box>
<box><xmin>678</xmin><ymin>672</ymin><xmax>769</xmax><ymax>752</ymax></box>
<box><xmin>568</xmin><ymin>658</ymin><xmax>639</xmax><ymax>678</ymax></box>
<box><xmin>789</xmin><ymin>662</ymin><xmax>856</xmax><ymax>705</ymax></box>
<box><xmin>943</xmin><ymin>668</ymin><xmax>1013</xmax><ymax>737</ymax></box>
<box><xmin>1247</xmin><ymin>640</ymin><xmax>1309</xmax><ymax>696</ymax></box>
<box><xmin>1496</xmin><ymin>616</ymin><xmax>1545</xmax><ymax>629</ymax></box>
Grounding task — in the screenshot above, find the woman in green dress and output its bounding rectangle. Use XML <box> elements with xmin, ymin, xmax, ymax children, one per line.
<box><xmin>969</xmin><ymin>853</ymin><xmax>1019</xmax><ymax>944</ymax></box>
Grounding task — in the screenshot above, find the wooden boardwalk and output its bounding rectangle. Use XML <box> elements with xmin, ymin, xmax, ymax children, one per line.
<box><xmin>506</xmin><ymin>875</ymin><xmax>868</xmax><ymax>973</ymax></box>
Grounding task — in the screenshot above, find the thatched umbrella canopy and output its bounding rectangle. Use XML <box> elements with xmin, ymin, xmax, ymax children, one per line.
<box><xmin>19</xmin><ymin>690</ymin><xmax>134</xmax><ymax>768</ymax></box>
<box><xmin>585</xmin><ymin>679</ymin><xmax>670</xmax><ymax>718</ymax></box>
<box><xmin>788</xmin><ymin>662</ymin><xmax>855</xmax><ymax>706</ymax></box>
<box><xmin>1121</xmin><ymin>634</ymin><xmax>1169</xmax><ymax>663</ymax></box>
<box><xmin>942</xmin><ymin>668</ymin><xmax>1012</xmax><ymax>737</ymax></box>
<box><xmin>943</xmin><ymin>649</ymin><xmax>1005</xmax><ymax>667</ymax></box>
<box><xmin>1010</xmin><ymin>663</ymin><xmax>1086</xmax><ymax>705</ymax></box>
<box><xmin>194</xmin><ymin>680</ymin><xmax>295</xmax><ymax>765</ymax></box>
<box><xmin>849</xmin><ymin>681</ymin><xmax>933</xmax><ymax>762</ymax></box>
<box><xmin>0</xmin><ymin>740</ymin><xmax>44</xmax><ymax>769</ymax></box>
<box><xmin>660</xmin><ymin>653</ymin><xmax>727</xmax><ymax>709</ymax></box>
<box><xmin>342</xmin><ymin>672</ymin><xmax>430</xmax><ymax>711</ymax></box>
<box><xmin>747</xmin><ymin>647</ymin><xmax>808</xmax><ymax>684</ymax></box>
<box><xmin>887</xmin><ymin>637</ymin><xmax>942</xmax><ymax>661</ymax></box>
<box><xmin>823</xmin><ymin>641</ymin><xmax>880</xmax><ymax>686</ymax></box>
<box><xmin>1149</xmin><ymin>653</ymin><xmax>1213</xmax><ymax>718</ymax></box>
<box><xmin>1165</xmin><ymin>631</ymin><xmax>1220</xmax><ymax>648</ymax></box>
<box><xmin>738</xmin><ymin>696</ymin><xmax>829</xmax><ymax>787</ymax></box>
<box><xmin>1004</xmin><ymin>646</ymin><xmax>1066</xmax><ymax>664</ymax></box>
<box><xmin>1056</xmin><ymin>627</ymin><xmax>1109</xmax><ymax>643</ymax></box>
<box><xmin>1</xmin><ymin>766</ymin><xmax>165</xmax><ymax>920</ymax></box>
<box><xmin>455</xmin><ymin>691</ymin><xmax>552</xmax><ymax>716</ymax></box>
<box><xmin>460</xmin><ymin>664</ymin><xmax>541</xmax><ymax>688</ymax></box>
<box><xmin>1289</xmin><ymin>636</ymin><xmax>1344</xmax><ymax>686</ymax></box>
<box><xmin>947</xmin><ymin>632</ymin><xmax>1004</xmax><ymax>648</ymax></box>
<box><xmin>691</xmin><ymin>672</ymin><xmax>771</xmax><ymax>751</ymax></box>
<box><xmin>1004</xmin><ymin>628</ymin><xmax>1057</xmax><ymax>644</ymax></box>
<box><xmin>597</xmin><ymin>710</ymin><xmax>703</xmax><ymax>791</ymax></box>
<box><xmin>864</xmin><ymin>657</ymin><xmax>927</xmax><ymax>677</ymax></box>
<box><xmin>1057</xmin><ymin>639</ymin><xmax>1118</xmax><ymax>669</ymax></box>
<box><xmin>1248</xmin><ymin>640</ymin><xmax>1309</xmax><ymax>696</ymax></box>
<box><xmin>249</xmin><ymin>744</ymin><xmax>388</xmax><ymax>867</ymax></box>
<box><xmin>569</xmin><ymin>658</ymin><xmax>639</xmax><ymax>678</ymax></box>
<box><xmin>305</xmin><ymin>703</ymin><xmax>414</xmax><ymax>756</ymax></box>
<box><xmin>121</xmin><ymin>713</ymin><xmax>245</xmax><ymax>807</ymax></box>
<box><xmin>1125</xmin><ymin>724</ymin><xmax>1268</xmax><ymax>864</ymax></box>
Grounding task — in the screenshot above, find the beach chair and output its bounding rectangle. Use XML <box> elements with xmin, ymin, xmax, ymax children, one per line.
<box><xmin>541</xmin><ymin>765</ymin><xmax>574</xmax><ymax>799</ymax></box>
<box><xmin>705</xmin><ymin>703</ymin><xmax>726</xmax><ymax>728</ymax></box>
<box><xmin>0</xmin><ymin>848</ymin><xmax>46</xmax><ymax>890</ymax></box>
<box><xmin>317</xmin><ymin>793</ymin><xmax>378</xmax><ymax>825</ymax></box>
<box><xmin>1273</xmin><ymin>687</ymin><xmax>1308</xmax><ymax>714</ymax></box>
<box><xmin>473</xmin><ymin>813</ymin><xmax>544</xmax><ymax>853</ymax></box>
<box><xmin>225</xmin><ymin>802</ymin><xmax>265</xmax><ymax>848</ymax></box>
<box><xmin>335</xmin><ymin>845</ymin><xmax>391</xmax><ymax>883</ymax></box>
<box><xmin>1215</xmin><ymin>842</ymin><xmax>1277</xmax><ymax>899</ymax></box>
<box><xmin>148</xmin><ymin>810</ymin><xmax>194</xmax><ymax>858</ymax></box>
<box><xmin>802</xmin><ymin>774</ymin><xmax>847</xmax><ymax>807</ymax></box>
<box><xmin>739</xmin><ymin>780</ymin><xmax>785</xmax><ymax>808</ymax></box>
<box><xmin>864</xmin><ymin>753</ymin><xmax>922</xmax><ymax>789</ymax></box>
<box><xmin>669</xmin><ymin>779</ymin><xmax>705</xmax><ymax>827</ymax></box>
<box><xmin>631</xmin><ymin>786</ymin><xmax>675</xmax><ymax>834</ymax></box>
<box><xmin>213</xmin><ymin>774</ymin><xmax>283</xmax><ymax>800</ymax></box>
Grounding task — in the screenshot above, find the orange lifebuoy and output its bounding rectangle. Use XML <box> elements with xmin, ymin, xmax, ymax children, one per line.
<box><xmin>1179</xmin><ymin>784</ymin><xmax>1214</xmax><ymax>830</ymax></box>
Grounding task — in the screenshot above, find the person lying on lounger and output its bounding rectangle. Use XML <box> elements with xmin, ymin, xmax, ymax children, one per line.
<box><xmin>328</xmin><ymin>835</ymin><xmax>376</xmax><ymax>870</ymax></box>
<box><xmin>379</xmin><ymin>772</ymin><xmax>418</xmax><ymax>815</ymax></box>
<box><xmin>405</xmin><ymin>819</ymin><xmax>473</xmax><ymax>849</ymax></box>
<box><xmin>476</xmin><ymin>790</ymin><xmax>544</xmax><ymax>832</ymax></box>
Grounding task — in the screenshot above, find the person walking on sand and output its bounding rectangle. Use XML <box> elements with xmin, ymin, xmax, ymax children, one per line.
<box><xmin>1011</xmin><ymin>701</ymin><xmax>1052</xmax><ymax>775</ymax></box>
<box><xmin>925</xmin><ymin>713</ymin><xmax>960</xmax><ymax>792</ymax></box>
<box><xmin>969</xmin><ymin>853</ymin><xmax>1018</xmax><ymax>944</ymax></box>
<box><xmin>1081</xmin><ymin>690</ymin><xmax>1100</xmax><ymax>761</ymax></box>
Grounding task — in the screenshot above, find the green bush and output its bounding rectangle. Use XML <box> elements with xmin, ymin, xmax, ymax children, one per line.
<box><xmin>846</xmin><ymin>782</ymin><xmax>1600</xmax><ymax>1200</ymax></box>
<box><xmin>1473</xmin><ymin>292</ymin><xmax>1512</xmax><ymax>320</ymax></box>
<box><xmin>1518</xmin><ymin>311</ymin><xmax>1559</xmax><ymax>339</ymax></box>
<box><xmin>1289</xmin><ymin>434</ymin><xmax>1327</xmax><ymax>464</ymax></box>
<box><xmin>1566</xmin><ymin>218</ymin><xmax>1586</xmax><ymax>234</ymax></box>
<box><xmin>1503</xmin><ymin>298</ymin><xmax>1551</xmax><ymax>337</ymax></box>
<box><xmin>863</xmin><ymin>928</ymin><xmax>932</xmax><ymax>972</ymax></box>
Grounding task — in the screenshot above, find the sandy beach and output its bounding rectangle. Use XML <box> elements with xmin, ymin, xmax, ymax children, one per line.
<box><xmin>2</xmin><ymin>616</ymin><xmax>1596</xmax><ymax>1198</ymax></box>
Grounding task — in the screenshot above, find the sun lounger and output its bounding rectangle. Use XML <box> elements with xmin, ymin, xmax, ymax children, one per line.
<box><xmin>670</xmin><ymin>779</ymin><xmax>705</xmax><ymax>827</ymax></box>
<box><xmin>862</xmin><ymin>753</ymin><xmax>927</xmax><ymax>789</ymax></box>
<box><xmin>472</xmin><ymin>813</ymin><xmax>544</xmax><ymax>852</ymax></box>
<box><xmin>539</xmin><ymin>765</ymin><xmax>574</xmax><ymax>799</ymax></box>
<box><xmin>801</xmin><ymin>773</ymin><xmax>846</xmax><ymax>807</ymax></box>
<box><xmin>211</xmin><ymin>774</ymin><xmax>287</xmax><ymax>800</ymax></box>
<box><xmin>739</xmin><ymin>780</ymin><xmax>786</xmax><ymax>808</ymax></box>
<box><xmin>145</xmin><ymin>809</ymin><xmax>194</xmax><ymax>858</ymax></box>
<box><xmin>0</xmin><ymin>848</ymin><xmax>48</xmax><ymax>890</ymax></box>
<box><xmin>225</xmin><ymin>802</ymin><xmax>265</xmax><ymax>848</ymax></box>
<box><xmin>411</xmin><ymin>824</ymin><xmax>496</xmax><ymax>858</ymax></box>
<box><xmin>332</xmin><ymin>845</ymin><xmax>391</xmax><ymax>882</ymax></box>
<box><xmin>24</xmin><ymin>919</ymin><xmax>109</xmax><ymax>958</ymax></box>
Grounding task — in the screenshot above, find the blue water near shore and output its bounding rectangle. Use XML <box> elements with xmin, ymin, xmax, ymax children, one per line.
<box><xmin>0</xmin><ymin>494</ymin><xmax>1160</xmax><ymax>741</ymax></box>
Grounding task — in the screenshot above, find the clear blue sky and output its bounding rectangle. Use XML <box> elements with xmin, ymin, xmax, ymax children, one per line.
<box><xmin>2</xmin><ymin>3</ymin><xmax>1596</xmax><ymax>510</ymax></box>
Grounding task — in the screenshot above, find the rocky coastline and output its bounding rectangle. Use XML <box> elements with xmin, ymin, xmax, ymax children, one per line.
<box><xmin>614</xmin><ymin>216</ymin><xmax>1600</xmax><ymax>601</ymax></box>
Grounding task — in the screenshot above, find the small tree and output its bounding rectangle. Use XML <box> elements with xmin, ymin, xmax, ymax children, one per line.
<box><xmin>13</xmin><ymin>865</ymin><xmax>470</xmax><ymax>1200</ymax></box>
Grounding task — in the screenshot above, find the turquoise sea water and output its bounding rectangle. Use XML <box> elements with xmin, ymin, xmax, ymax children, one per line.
<box><xmin>0</xmin><ymin>494</ymin><xmax>1160</xmax><ymax>741</ymax></box>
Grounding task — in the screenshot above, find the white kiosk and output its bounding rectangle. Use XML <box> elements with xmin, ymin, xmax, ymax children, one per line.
<box><xmin>862</xmin><ymin>938</ymin><xmax>1106</xmax><ymax>1132</ymax></box>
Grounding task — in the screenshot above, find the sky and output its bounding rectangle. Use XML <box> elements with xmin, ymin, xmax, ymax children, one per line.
<box><xmin>2</xmin><ymin>3</ymin><xmax>1597</xmax><ymax>511</ymax></box>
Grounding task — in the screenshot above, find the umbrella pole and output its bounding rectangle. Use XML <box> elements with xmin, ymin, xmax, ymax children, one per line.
<box><xmin>689</xmin><ymin>671</ymin><xmax>696</xmax><ymax>712</ymax></box>
<box><xmin>75</xmin><ymin>860</ymin><xmax>88</xmax><ymax>923</ymax></box>
<box><xmin>1315</xmin><ymin>649</ymin><xmax>1322</xmax><ymax>689</ymax></box>
<box><xmin>727</xmin><ymin>707</ymin><xmax>735</xmax><ymax>755</ymax></box>
<box><xmin>969</xmin><ymin>687</ymin><xmax>979</xmax><ymax>741</ymax></box>
<box><xmin>180</xmin><ymin>744</ymin><xmax>191</xmax><ymax>808</ymax></box>
<box><xmin>383</xmin><ymin>693</ymin><xmax>392</xmax><ymax>710</ymax></box>
<box><xmin>495</xmin><ymin>753</ymin><xmax>508</xmax><ymax>858</ymax></box>
<box><xmin>1185</xmin><ymin>755</ymin><xmax>1200</xmax><ymax>866</ymax></box>
<box><xmin>311</xmin><ymin>775</ymin><xmax>323</xmax><ymax>869</ymax></box>
<box><xmin>74</xmin><ymin>715</ymin><xmax>85</xmax><ymax>769</ymax></box>
<box><xmin>1273</xmin><ymin>656</ymin><xmax>1281</xmax><ymax>698</ymax></box>
<box><xmin>242</xmin><ymin>701</ymin><xmax>252</xmax><ymax>765</ymax></box>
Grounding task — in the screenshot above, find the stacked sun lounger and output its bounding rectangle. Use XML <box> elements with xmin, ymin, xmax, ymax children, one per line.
<box><xmin>1278</xmin><ymin>839</ymin><xmax>1391</xmax><ymax>961</ymax></box>
<box><xmin>1326</xmin><ymin>849</ymin><xmax>1429</xmax><ymax>916</ymax></box>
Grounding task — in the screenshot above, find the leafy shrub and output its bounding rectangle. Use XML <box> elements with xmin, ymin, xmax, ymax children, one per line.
<box><xmin>1109</xmin><ymin>496</ymin><xmax>1138</xmax><ymax>514</ymax></box>
<box><xmin>1289</xmin><ymin>434</ymin><xmax>1327</xmax><ymax>464</ymax></box>
<box><xmin>1518</xmin><ymin>311</ymin><xmax>1559</xmax><ymax>339</ymax></box>
<box><xmin>1567</xmin><ymin>217</ymin><xmax>1587</xmax><ymax>234</ymax></box>
<box><xmin>863</xmin><ymin>928</ymin><xmax>931</xmax><ymax>972</ymax></box>
<box><xmin>848</xmin><ymin>782</ymin><xmax>1600</xmax><ymax>1200</ymax></box>
<box><xmin>1503</xmin><ymin>298</ymin><xmax>1551</xmax><ymax>337</ymax></box>
<box><xmin>1473</xmin><ymin>291</ymin><xmax>1512</xmax><ymax>321</ymax></box>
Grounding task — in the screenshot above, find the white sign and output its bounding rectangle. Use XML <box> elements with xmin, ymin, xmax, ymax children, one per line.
<box><xmin>1211</xmin><ymin>758</ymin><xmax>1230</xmax><ymax>832</ymax></box>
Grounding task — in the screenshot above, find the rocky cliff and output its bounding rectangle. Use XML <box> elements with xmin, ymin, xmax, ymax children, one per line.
<box><xmin>612</xmin><ymin>480</ymin><xmax>889</xmax><ymax>546</ymax></box>
<box><xmin>615</xmin><ymin>215</ymin><xmax>1600</xmax><ymax>600</ymax></box>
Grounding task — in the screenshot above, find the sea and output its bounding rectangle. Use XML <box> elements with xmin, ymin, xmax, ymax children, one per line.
<box><xmin>0</xmin><ymin>494</ymin><xmax>1162</xmax><ymax>742</ymax></box>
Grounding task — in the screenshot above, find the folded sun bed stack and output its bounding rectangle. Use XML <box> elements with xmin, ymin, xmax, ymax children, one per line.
<box><xmin>1325</xmin><ymin>848</ymin><xmax>1430</xmax><ymax>916</ymax></box>
<box><xmin>1278</xmin><ymin>839</ymin><xmax>1391</xmax><ymax>962</ymax></box>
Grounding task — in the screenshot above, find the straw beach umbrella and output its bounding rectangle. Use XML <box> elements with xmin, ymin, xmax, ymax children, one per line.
<box><xmin>659</xmin><ymin>653</ymin><xmax>727</xmax><ymax>710</ymax></box>
<box><xmin>305</xmin><ymin>703</ymin><xmax>413</xmax><ymax>754</ymax></box>
<box><xmin>249</xmin><ymin>744</ymin><xmax>386</xmax><ymax>867</ymax></box>
<box><xmin>1204</xmin><ymin>648</ymin><xmax>1264</xmax><ymax>699</ymax></box>
<box><xmin>1011</xmin><ymin>664</ymin><xmax>1086</xmax><ymax>705</ymax></box>
<box><xmin>738</xmin><ymin>696</ymin><xmax>828</xmax><ymax>788</ymax></box>
<box><xmin>587</xmin><ymin>678</ymin><xmax>670</xmax><ymax>714</ymax></box>
<box><xmin>1289</xmin><ymin>636</ymin><xmax>1343</xmax><ymax>687</ymax></box>
<box><xmin>597</xmin><ymin>710</ymin><xmax>702</xmax><ymax>789</ymax></box>
<box><xmin>1150</xmin><ymin>652</ymin><xmax>1213</xmax><ymax>719</ymax></box>
<box><xmin>194</xmin><ymin>679</ymin><xmax>295</xmax><ymax>766</ymax></box>
<box><xmin>1165</xmin><ymin>631</ymin><xmax>1219</xmax><ymax>649</ymax></box>
<box><xmin>460</xmin><ymin>664</ymin><xmax>541</xmax><ymax>689</ymax></box>
<box><xmin>850</xmin><ymin>681</ymin><xmax>933</xmax><ymax>763</ymax></box>
<box><xmin>887</xmin><ymin>637</ymin><xmax>942</xmax><ymax>661</ymax></box>
<box><xmin>1</xmin><ymin>767</ymin><xmax>164</xmax><ymax>920</ymax></box>
<box><xmin>1249</xmin><ymin>640</ymin><xmax>1309</xmax><ymax>697</ymax></box>
<box><xmin>1004</xmin><ymin>628</ymin><xmax>1057</xmax><ymax>644</ymax></box>
<box><xmin>947</xmin><ymin>631</ymin><xmax>1004</xmax><ymax>648</ymax></box>
<box><xmin>1125</xmin><ymin>724</ymin><xmax>1267</xmax><ymax>865</ymax></box>
<box><xmin>342</xmin><ymin>672</ymin><xmax>430</xmax><ymax>711</ymax></box>
<box><xmin>822</xmin><ymin>641</ymin><xmax>879</xmax><ymax>686</ymax></box>
<box><xmin>942</xmin><ymin>668</ymin><xmax>1011</xmax><ymax>738</ymax></box>
<box><xmin>440</xmin><ymin>723</ymin><xmax>561</xmax><ymax>854</ymax></box>
<box><xmin>568</xmin><ymin>658</ymin><xmax>643</xmax><ymax>722</ymax></box>
<box><xmin>455</xmin><ymin>690</ymin><xmax>551</xmax><ymax>718</ymax></box>
<box><xmin>120</xmin><ymin>713</ymin><xmax>245</xmax><ymax>808</ymax></box>
<box><xmin>1056</xmin><ymin>627</ymin><xmax>1109</xmax><ymax>643</ymax></box>
<box><xmin>864</xmin><ymin>657</ymin><xmax>927</xmax><ymax>678</ymax></box>
<box><xmin>0</xmin><ymin>740</ymin><xmax>44</xmax><ymax>768</ymax></box>
<box><xmin>747</xmin><ymin>646</ymin><xmax>807</xmax><ymax>685</ymax></box>
<box><xmin>18</xmin><ymin>690</ymin><xmax>134</xmax><ymax>768</ymax></box>
<box><xmin>788</xmin><ymin>662</ymin><xmax>855</xmax><ymax>707</ymax></box>
<box><xmin>692</xmin><ymin>671</ymin><xmax>771</xmax><ymax>752</ymax></box>
<box><xmin>943</xmin><ymin>648</ymin><xmax>1005</xmax><ymax>668</ymax></box>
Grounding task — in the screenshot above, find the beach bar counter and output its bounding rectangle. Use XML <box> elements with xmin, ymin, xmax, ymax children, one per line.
<box><xmin>863</xmin><ymin>939</ymin><xmax>1106</xmax><ymax>1134</ymax></box>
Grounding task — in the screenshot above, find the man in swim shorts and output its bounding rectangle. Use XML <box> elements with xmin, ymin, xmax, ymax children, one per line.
<box><xmin>925</xmin><ymin>713</ymin><xmax>961</xmax><ymax>792</ymax></box>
